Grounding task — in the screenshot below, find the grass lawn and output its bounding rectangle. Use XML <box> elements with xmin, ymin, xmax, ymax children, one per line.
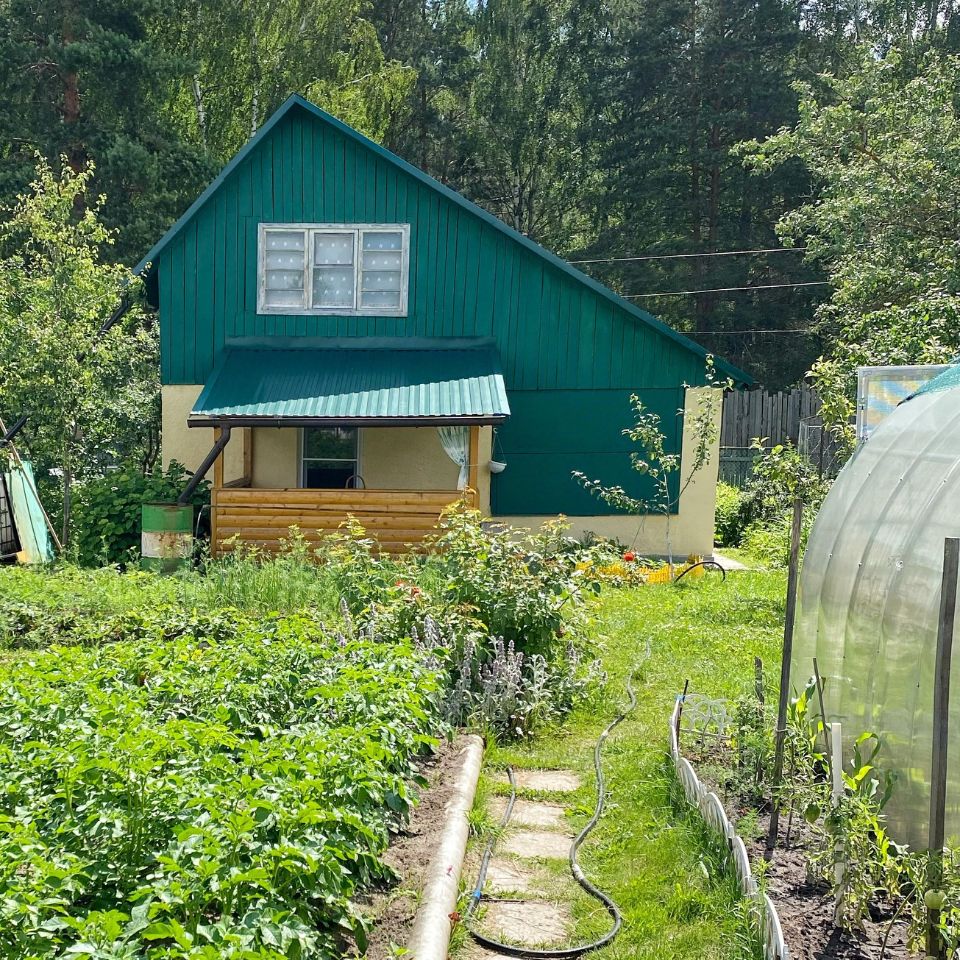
<box><xmin>481</xmin><ymin>569</ymin><xmax>787</xmax><ymax>960</ymax></box>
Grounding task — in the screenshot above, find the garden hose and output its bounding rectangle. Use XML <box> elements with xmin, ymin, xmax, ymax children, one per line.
<box><xmin>673</xmin><ymin>559</ymin><xmax>727</xmax><ymax>583</ymax></box>
<box><xmin>466</xmin><ymin>678</ymin><xmax>637</xmax><ymax>958</ymax></box>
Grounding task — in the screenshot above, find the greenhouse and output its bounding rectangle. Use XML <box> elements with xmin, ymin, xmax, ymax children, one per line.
<box><xmin>793</xmin><ymin>365</ymin><xmax>960</xmax><ymax>849</ymax></box>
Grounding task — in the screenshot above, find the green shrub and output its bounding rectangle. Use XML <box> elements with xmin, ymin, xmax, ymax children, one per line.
<box><xmin>733</xmin><ymin>441</ymin><xmax>832</xmax><ymax>566</ymax></box>
<box><xmin>714</xmin><ymin>481</ymin><xmax>748</xmax><ymax>547</ymax></box>
<box><xmin>70</xmin><ymin>461</ymin><xmax>209</xmax><ymax>568</ymax></box>
<box><xmin>740</xmin><ymin>508</ymin><xmax>818</xmax><ymax>568</ymax></box>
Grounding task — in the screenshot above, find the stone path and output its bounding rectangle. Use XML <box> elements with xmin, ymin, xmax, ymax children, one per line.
<box><xmin>463</xmin><ymin>769</ymin><xmax>583</xmax><ymax>956</ymax></box>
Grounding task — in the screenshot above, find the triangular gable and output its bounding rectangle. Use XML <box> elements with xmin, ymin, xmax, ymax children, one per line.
<box><xmin>135</xmin><ymin>93</ymin><xmax>751</xmax><ymax>384</ymax></box>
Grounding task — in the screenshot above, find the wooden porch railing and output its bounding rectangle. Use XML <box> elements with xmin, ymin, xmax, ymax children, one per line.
<box><xmin>212</xmin><ymin>487</ymin><xmax>473</xmax><ymax>555</ymax></box>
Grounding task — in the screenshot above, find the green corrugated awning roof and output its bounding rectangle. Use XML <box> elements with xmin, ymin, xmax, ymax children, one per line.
<box><xmin>189</xmin><ymin>337</ymin><xmax>511</xmax><ymax>426</ymax></box>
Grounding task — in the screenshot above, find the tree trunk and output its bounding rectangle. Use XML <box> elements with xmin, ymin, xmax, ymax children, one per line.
<box><xmin>192</xmin><ymin>77</ymin><xmax>208</xmax><ymax>151</ymax></box>
<box><xmin>61</xmin><ymin>449</ymin><xmax>73</xmax><ymax>548</ymax></box>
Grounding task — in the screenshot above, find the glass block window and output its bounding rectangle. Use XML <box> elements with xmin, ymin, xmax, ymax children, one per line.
<box><xmin>360</xmin><ymin>231</ymin><xmax>403</xmax><ymax>309</ymax></box>
<box><xmin>262</xmin><ymin>230</ymin><xmax>306</xmax><ymax>309</ymax></box>
<box><xmin>258</xmin><ymin>224</ymin><xmax>409</xmax><ymax>315</ymax></box>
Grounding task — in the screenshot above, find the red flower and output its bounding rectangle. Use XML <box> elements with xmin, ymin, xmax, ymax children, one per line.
<box><xmin>623</xmin><ymin>551</ymin><xmax>636</xmax><ymax>562</ymax></box>
<box><xmin>410</xmin><ymin>585</ymin><xmax>422</xmax><ymax>597</ymax></box>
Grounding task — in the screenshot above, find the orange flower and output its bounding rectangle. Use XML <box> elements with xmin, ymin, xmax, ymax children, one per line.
<box><xmin>623</xmin><ymin>551</ymin><xmax>636</xmax><ymax>562</ymax></box>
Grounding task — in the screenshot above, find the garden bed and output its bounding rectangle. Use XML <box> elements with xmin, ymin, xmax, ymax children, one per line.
<box><xmin>361</xmin><ymin>735</ymin><xmax>467</xmax><ymax>960</ymax></box>
<box><xmin>682</xmin><ymin>716</ymin><xmax>915</xmax><ymax>959</ymax></box>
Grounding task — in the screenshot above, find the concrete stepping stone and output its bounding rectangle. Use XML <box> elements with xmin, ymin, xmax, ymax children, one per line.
<box><xmin>480</xmin><ymin>900</ymin><xmax>572</xmax><ymax>945</ymax></box>
<box><xmin>509</xmin><ymin>769</ymin><xmax>581</xmax><ymax>793</ymax></box>
<box><xmin>484</xmin><ymin>858</ymin><xmax>537</xmax><ymax>894</ymax></box>
<box><xmin>501</xmin><ymin>829</ymin><xmax>571</xmax><ymax>860</ymax></box>
<box><xmin>489</xmin><ymin>797</ymin><xmax>567</xmax><ymax>830</ymax></box>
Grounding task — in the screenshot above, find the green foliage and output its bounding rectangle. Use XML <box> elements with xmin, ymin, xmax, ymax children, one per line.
<box><xmin>0</xmin><ymin>607</ymin><xmax>442</xmax><ymax>958</ymax></box>
<box><xmin>0</xmin><ymin>158</ymin><xmax>160</xmax><ymax>546</ymax></box>
<box><xmin>424</xmin><ymin>506</ymin><xmax>594</xmax><ymax>654</ymax></box>
<box><xmin>71</xmin><ymin>462</ymin><xmax>209</xmax><ymax>568</ymax></box>
<box><xmin>0</xmin><ymin>0</ymin><xmax>213</xmax><ymax>262</ymax></box>
<box><xmin>714</xmin><ymin>482</ymin><xmax>749</xmax><ymax>548</ymax></box>
<box><xmin>741</xmin><ymin>48</ymin><xmax>960</xmax><ymax>433</ymax></box>
<box><xmin>736</xmin><ymin>442</ymin><xmax>831</xmax><ymax>567</ymax></box>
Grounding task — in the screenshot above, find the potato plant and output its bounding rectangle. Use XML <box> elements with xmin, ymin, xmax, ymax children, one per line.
<box><xmin>0</xmin><ymin>608</ymin><xmax>442</xmax><ymax>959</ymax></box>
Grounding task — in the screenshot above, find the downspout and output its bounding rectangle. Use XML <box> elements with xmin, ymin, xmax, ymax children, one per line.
<box><xmin>178</xmin><ymin>426</ymin><xmax>232</xmax><ymax>505</ymax></box>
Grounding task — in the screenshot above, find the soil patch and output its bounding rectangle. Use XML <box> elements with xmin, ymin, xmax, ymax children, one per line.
<box><xmin>362</xmin><ymin>735</ymin><xmax>466</xmax><ymax>960</ymax></box>
<box><xmin>687</xmin><ymin>742</ymin><xmax>911</xmax><ymax>960</ymax></box>
<box><xmin>746</xmin><ymin>816</ymin><xmax>910</xmax><ymax>960</ymax></box>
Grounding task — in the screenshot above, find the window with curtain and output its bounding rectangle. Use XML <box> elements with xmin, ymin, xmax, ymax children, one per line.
<box><xmin>258</xmin><ymin>224</ymin><xmax>409</xmax><ymax>315</ymax></box>
<box><xmin>301</xmin><ymin>427</ymin><xmax>359</xmax><ymax>489</ymax></box>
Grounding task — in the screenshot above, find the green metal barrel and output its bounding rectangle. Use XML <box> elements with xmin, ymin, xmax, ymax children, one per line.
<box><xmin>141</xmin><ymin>503</ymin><xmax>193</xmax><ymax>572</ymax></box>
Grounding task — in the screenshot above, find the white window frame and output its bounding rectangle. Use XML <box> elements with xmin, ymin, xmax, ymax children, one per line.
<box><xmin>258</xmin><ymin>223</ymin><xmax>410</xmax><ymax>316</ymax></box>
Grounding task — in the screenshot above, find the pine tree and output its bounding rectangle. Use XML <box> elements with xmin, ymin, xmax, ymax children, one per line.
<box><xmin>0</xmin><ymin>0</ymin><xmax>213</xmax><ymax>263</ymax></box>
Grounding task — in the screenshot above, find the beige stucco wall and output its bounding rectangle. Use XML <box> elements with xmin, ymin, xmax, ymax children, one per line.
<box><xmin>360</xmin><ymin>426</ymin><xmax>492</xmax><ymax>512</ymax></box>
<box><xmin>161</xmin><ymin>385</ymin><xmax>246</xmax><ymax>482</ymax></box>
<box><xmin>250</xmin><ymin>429</ymin><xmax>299</xmax><ymax>488</ymax></box>
<box><xmin>496</xmin><ymin>386</ymin><xmax>722</xmax><ymax>558</ymax></box>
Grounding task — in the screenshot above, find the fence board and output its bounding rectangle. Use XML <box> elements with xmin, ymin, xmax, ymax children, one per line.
<box><xmin>721</xmin><ymin>385</ymin><xmax>820</xmax><ymax>449</ymax></box>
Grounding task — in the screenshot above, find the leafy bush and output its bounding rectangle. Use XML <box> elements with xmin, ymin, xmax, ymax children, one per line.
<box><xmin>70</xmin><ymin>461</ymin><xmax>209</xmax><ymax>568</ymax></box>
<box><xmin>422</xmin><ymin>506</ymin><xmax>595</xmax><ymax>655</ymax></box>
<box><xmin>714</xmin><ymin>481</ymin><xmax>748</xmax><ymax>548</ymax></box>
<box><xmin>735</xmin><ymin>442</ymin><xmax>832</xmax><ymax>567</ymax></box>
<box><xmin>0</xmin><ymin>607</ymin><xmax>442</xmax><ymax>959</ymax></box>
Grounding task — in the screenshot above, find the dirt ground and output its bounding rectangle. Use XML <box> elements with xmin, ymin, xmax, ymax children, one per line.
<box><xmin>361</xmin><ymin>735</ymin><xmax>467</xmax><ymax>960</ymax></box>
<box><xmin>749</xmin><ymin>815</ymin><xmax>911</xmax><ymax>960</ymax></box>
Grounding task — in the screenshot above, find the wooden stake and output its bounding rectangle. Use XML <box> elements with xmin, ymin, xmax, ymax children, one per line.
<box><xmin>754</xmin><ymin>656</ymin><xmax>765</xmax><ymax>705</ymax></box>
<box><xmin>926</xmin><ymin>537</ymin><xmax>959</xmax><ymax>960</ymax></box>
<box><xmin>813</xmin><ymin>657</ymin><xmax>834</xmax><ymax>786</ymax></box>
<box><xmin>830</xmin><ymin>722</ymin><xmax>845</xmax><ymax>920</ymax></box>
<box><xmin>765</xmin><ymin>497</ymin><xmax>804</xmax><ymax>857</ymax></box>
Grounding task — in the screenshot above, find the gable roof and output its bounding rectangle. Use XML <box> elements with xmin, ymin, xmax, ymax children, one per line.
<box><xmin>135</xmin><ymin>94</ymin><xmax>751</xmax><ymax>384</ymax></box>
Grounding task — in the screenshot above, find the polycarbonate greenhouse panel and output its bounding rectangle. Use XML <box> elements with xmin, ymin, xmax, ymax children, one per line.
<box><xmin>793</xmin><ymin>376</ymin><xmax>960</xmax><ymax>849</ymax></box>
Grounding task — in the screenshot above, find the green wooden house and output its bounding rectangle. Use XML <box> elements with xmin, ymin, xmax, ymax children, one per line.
<box><xmin>137</xmin><ymin>94</ymin><xmax>748</xmax><ymax>555</ymax></box>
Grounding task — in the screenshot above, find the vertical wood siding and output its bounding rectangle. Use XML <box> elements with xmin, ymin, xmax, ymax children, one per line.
<box><xmin>157</xmin><ymin>108</ymin><xmax>708</xmax><ymax>515</ymax></box>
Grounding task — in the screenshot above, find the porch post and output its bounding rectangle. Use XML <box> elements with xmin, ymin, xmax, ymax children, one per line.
<box><xmin>212</xmin><ymin>426</ymin><xmax>223</xmax><ymax>552</ymax></box>
<box><xmin>468</xmin><ymin>426</ymin><xmax>480</xmax><ymax>508</ymax></box>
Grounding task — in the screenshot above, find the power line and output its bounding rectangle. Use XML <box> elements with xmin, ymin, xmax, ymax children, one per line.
<box><xmin>686</xmin><ymin>328</ymin><xmax>818</xmax><ymax>335</ymax></box>
<box><xmin>625</xmin><ymin>280</ymin><xmax>830</xmax><ymax>298</ymax></box>
<box><xmin>571</xmin><ymin>246</ymin><xmax>808</xmax><ymax>265</ymax></box>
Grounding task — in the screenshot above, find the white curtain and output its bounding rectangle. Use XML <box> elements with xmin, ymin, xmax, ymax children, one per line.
<box><xmin>437</xmin><ymin>426</ymin><xmax>469</xmax><ymax>489</ymax></box>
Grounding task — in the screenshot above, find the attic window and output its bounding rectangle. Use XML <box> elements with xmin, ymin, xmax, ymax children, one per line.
<box><xmin>258</xmin><ymin>223</ymin><xmax>410</xmax><ymax>316</ymax></box>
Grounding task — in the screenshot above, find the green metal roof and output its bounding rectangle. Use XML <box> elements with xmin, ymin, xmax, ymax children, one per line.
<box><xmin>189</xmin><ymin>337</ymin><xmax>510</xmax><ymax>426</ymax></box>
<box><xmin>136</xmin><ymin>94</ymin><xmax>751</xmax><ymax>386</ymax></box>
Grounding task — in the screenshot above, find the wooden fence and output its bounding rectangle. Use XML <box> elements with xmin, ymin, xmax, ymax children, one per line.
<box><xmin>719</xmin><ymin>386</ymin><xmax>822</xmax><ymax>487</ymax></box>
<box><xmin>721</xmin><ymin>386</ymin><xmax>820</xmax><ymax>449</ymax></box>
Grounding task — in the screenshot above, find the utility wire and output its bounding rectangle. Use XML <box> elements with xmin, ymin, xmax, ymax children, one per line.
<box><xmin>571</xmin><ymin>246</ymin><xmax>808</xmax><ymax>265</ymax></box>
<box><xmin>686</xmin><ymin>328</ymin><xmax>818</xmax><ymax>335</ymax></box>
<box><xmin>625</xmin><ymin>280</ymin><xmax>829</xmax><ymax>298</ymax></box>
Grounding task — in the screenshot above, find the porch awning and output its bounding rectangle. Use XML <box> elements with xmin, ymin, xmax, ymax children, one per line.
<box><xmin>189</xmin><ymin>337</ymin><xmax>511</xmax><ymax>427</ymax></box>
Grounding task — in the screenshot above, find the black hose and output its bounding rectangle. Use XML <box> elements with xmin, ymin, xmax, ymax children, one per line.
<box><xmin>466</xmin><ymin>678</ymin><xmax>637</xmax><ymax>958</ymax></box>
<box><xmin>673</xmin><ymin>559</ymin><xmax>726</xmax><ymax>583</ymax></box>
